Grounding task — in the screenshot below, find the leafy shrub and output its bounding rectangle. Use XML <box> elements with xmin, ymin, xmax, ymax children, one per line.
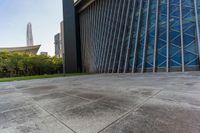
<box><xmin>0</xmin><ymin>51</ymin><xmax>63</xmax><ymax>78</ymax></box>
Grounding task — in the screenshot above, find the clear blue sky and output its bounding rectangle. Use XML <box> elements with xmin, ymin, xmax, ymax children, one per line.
<box><xmin>0</xmin><ymin>0</ymin><xmax>63</xmax><ymax>56</ymax></box>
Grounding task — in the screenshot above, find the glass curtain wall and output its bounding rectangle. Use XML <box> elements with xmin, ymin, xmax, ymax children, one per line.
<box><xmin>78</xmin><ymin>0</ymin><xmax>200</xmax><ymax>73</ymax></box>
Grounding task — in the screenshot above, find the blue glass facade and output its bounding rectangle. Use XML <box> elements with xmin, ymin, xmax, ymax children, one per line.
<box><xmin>77</xmin><ymin>0</ymin><xmax>200</xmax><ymax>73</ymax></box>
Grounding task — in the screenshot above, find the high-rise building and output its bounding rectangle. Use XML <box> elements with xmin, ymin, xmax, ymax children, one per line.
<box><xmin>26</xmin><ymin>22</ymin><xmax>34</xmax><ymax>46</ymax></box>
<box><xmin>60</xmin><ymin>21</ymin><xmax>64</xmax><ymax>58</ymax></box>
<box><xmin>54</xmin><ymin>33</ymin><xmax>61</xmax><ymax>57</ymax></box>
<box><xmin>63</xmin><ymin>0</ymin><xmax>200</xmax><ymax>73</ymax></box>
<box><xmin>54</xmin><ymin>22</ymin><xmax>64</xmax><ymax>59</ymax></box>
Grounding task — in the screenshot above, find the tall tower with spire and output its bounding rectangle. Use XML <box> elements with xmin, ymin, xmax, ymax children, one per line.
<box><xmin>26</xmin><ymin>22</ymin><xmax>34</xmax><ymax>46</ymax></box>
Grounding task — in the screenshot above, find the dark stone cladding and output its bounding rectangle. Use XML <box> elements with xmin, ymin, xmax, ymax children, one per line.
<box><xmin>62</xmin><ymin>0</ymin><xmax>79</xmax><ymax>73</ymax></box>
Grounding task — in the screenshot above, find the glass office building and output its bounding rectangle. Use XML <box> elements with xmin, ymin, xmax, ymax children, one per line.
<box><xmin>63</xmin><ymin>0</ymin><xmax>200</xmax><ymax>73</ymax></box>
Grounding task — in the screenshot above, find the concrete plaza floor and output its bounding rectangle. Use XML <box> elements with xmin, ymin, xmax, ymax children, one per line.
<box><xmin>0</xmin><ymin>72</ymin><xmax>200</xmax><ymax>133</ymax></box>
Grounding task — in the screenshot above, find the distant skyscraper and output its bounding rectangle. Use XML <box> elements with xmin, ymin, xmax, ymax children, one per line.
<box><xmin>26</xmin><ymin>22</ymin><xmax>34</xmax><ymax>46</ymax></box>
<box><xmin>60</xmin><ymin>21</ymin><xmax>64</xmax><ymax>57</ymax></box>
<box><xmin>54</xmin><ymin>33</ymin><xmax>61</xmax><ymax>57</ymax></box>
<box><xmin>54</xmin><ymin>22</ymin><xmax>64</xmax><ymax>58</ymax></box>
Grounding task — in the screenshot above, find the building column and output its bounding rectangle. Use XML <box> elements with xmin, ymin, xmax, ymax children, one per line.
<box><xmin>194</xmin><ymin>0</ymin><xmax>200</xmax><ymax>68</ymax></box>
<box><xmin>132</xmin><ymin>0</ymin><xmax>143</xmax><ymax>73</ymax></box>
<box><xmin>123</xmin><ymin>0</ymin><xmax>137</xmax><ymax>73</ymax></box>
<box><xmin>100</xmin><ymin>0</ymin><xmax>113</xmax><ymax>73</ymax></box>
<box><xmin>96</xmin><ymin>0</ymin><xmax>108</xmax><ymax>72</ymax></box>
<box><xmin>62</xmin><ymin>0</ymin><xmax>78</xmax><ymax>73</ymax></box>
<box><xmin>166</xmin><ymin>0</ymin><xmax>170</xmax><ymax>72</ymax></box>
<box><xmin>103</xmin><ymin>0</ymin><xmax>118</xmax><ymax>73</ymax></box>
<box><xmin>153</xmin><ymin>0</ymin><xmax>160</xmax><ymax>72</ymax></box>
<box><xmin>108</xmin><ymin>0</ymin><xmax>123</xmax><ymax>73</ymax></box>
<box><xmin>112</xmin><ymin>0</ymin><xmax>126</xmax><ymax>73</ymax></box>
<box><xmin>117</xmin><ymin>0</ymin><xmax>132</xmax><ymax>73</ymax></box>
<box><xmin>141</xmin><ymin>0</ymin><xmax>151</xmax><ymax>73</ymax></box>
<box><xmin>179</xmin><ymin>0</ymin><xmax>185</xmax><ymax>72</ymax></box>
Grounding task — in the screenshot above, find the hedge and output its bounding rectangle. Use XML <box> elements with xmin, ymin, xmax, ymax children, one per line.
<box><xmin>0</xmin><ymin>51</ymin><xmax>63</xmax><ymax>78</ymax></box>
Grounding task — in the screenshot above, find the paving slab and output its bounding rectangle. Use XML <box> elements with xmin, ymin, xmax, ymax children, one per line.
<box><xmin>56</xmin><ymin>101</ymin><xmax>128</xmax><ymax>133</ymax></box>
<box><xmin>102</xmin><ymin>99</ymin><xmax>200</xmax><ymax>133</ymax></box>
<box><xmin>21</xmin><ymin>85</ymin><xmax>59</xmax><ymax>96</ymax></box>
<box><xmin>32</xmin><ymin>92</ymin><xmax>68</xmax><ymax>101</ymax></box>
<box><xmin>0</xmin><ymin>104</ymin><xmax>49</xmax><ymax>130</ymax></box>
<box><xmin>101</xmin><ymin>112</ymin><xmax>200</xmax><ymax>133</ymax></box>
<box><xmin>0</xmin><ymin>93</ymin><xmax>33</xmax><ymax>113</ymax></box>
<box><xmin>156</xmin><ymin>90</ymin><xmax>200</xmax><ymax>107</ymax></box>
<box><xmin>35</xmin><ymin>95</ymin><xmax>90</xmax><ymax>114</ymax></box>
<box><xmin>0</xmin><ymin>116</ymin><xmax>73</xmax><ymax>133</ymax></box>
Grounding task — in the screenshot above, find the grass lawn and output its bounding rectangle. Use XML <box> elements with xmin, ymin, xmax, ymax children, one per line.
<box><xmin>0</xmin><ymin>73</ymin><xmax>87</xmax><ymax>82</ymax></box>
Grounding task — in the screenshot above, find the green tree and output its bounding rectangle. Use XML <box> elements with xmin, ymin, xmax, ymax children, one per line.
<box><xmin>0</xmin><ymin>51</ymin><xmax>63</xmax><ymax>78</ymax></box>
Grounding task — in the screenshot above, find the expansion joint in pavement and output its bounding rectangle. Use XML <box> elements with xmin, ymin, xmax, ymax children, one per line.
<box><xmin>32</xmin><ymin>99</ymin><xmax>77</xmax><ymax>133</ymax></box>
<box><xmin>98</xmin><ymin>88</ymin><xmax>165</xmax><ymax>133</ymax></box>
